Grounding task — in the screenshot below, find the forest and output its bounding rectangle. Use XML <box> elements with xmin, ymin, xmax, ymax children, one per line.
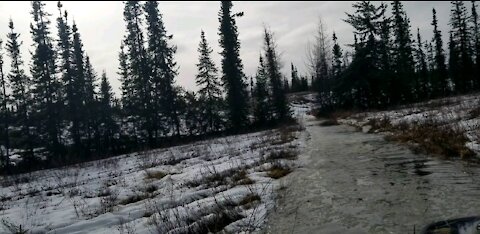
<box><xmin>0</xmin><ymin>1</ymin><xmax>478</xmax><ymax>175</ymax></box>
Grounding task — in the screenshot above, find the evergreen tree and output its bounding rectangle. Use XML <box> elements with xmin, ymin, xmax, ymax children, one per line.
<box><xmin>450</xmin><ymin>1</ymin><xmax>474</xmax><ymax>93</ymax></box>
<box><xmin>449</xmin><ymin>32</ymin><xmax>460</xmax><ymax>92</ymax></box>
<box><xmin>332</xmin><ymin>32</ymin><xmax>343</xmax><ymax>79</ymax></box>
<box><xmin>343</xmin><ymin>1</ymin><xmax>387</xmax><ymax>108</ymax></box>
<box><xmin>432</xmin><ymin>8</ymin><xmax>449</xmax><ymax>96</ymax></box>
<box><xmin>471</xmin><ymin>1</ymin><xmax>480</xmax><ymax>88</ymax></box>
<box><xmin>118</xmin><ymin>42</ymin><xmax>132</xmax><ymax>112</ymax></box>
<box><xmin>391</xmin><ymin>1</ymin><xmax>415</xmax><ymax>103</ymax></box>
<box><xmin>290</xmin><ymin>63</ymin><xmax>300</xmax><ymax>92</ymax></box>
<box><xmin>218</xmin><ymin>1</ymin><xmax>249</xmax><ymax>132</ymax></box>
<box><xmin>414</xmin><ymin>28</ymin><xmax>429</xmax><ymax>99</ymax></box>
<box><xmin>263</xmin><ymin>28</ymin><xmax>289</xmax><ymax>121</ymax></box>
<box><xmin>6</xmin><ymin>19</ymin><xmax>33</xmax><ymax>160</ymax></box>
<box><xmin>0</xmin><ymin>39</ymin><xmax>9</xmax><ymax>170</ymax></box>
<box><xmin>378</xmin><ymin>13</ymin><xmax>393</xmax><ymax>106</ymax></box>
<box><xmin>56</xmin><ymin>2</ymin><xmax>80</xmax><ymax>152</ymax></box>
<box><xmin>144</xmin><ymin>1</ymin><xmax>180</xmax><ymax>140</ymax></box>
<box><xmin>83</xmin><ymin>55</ymin><xmax>98</xmax><ymax>151</ymax></box>
<box><xmin>195</xmin><ymin>30</ymin><xmax>223</xmax><ymax>133</ymax></box>
<box><xmin>183</xmin><ymin>91</ymin><xmax>202</xmax><ymax>136</ymax></box>
<box><xmin>253</xmin><ymin>55</ymin><xmax>270</xmax><ymax>125</ymax></box>
<box><xmin>30</xmin><ymin>1</ymin><xmax>63</xmax><ymax>159</ymax></box>
<box><xmin>122</xmin><ymin>1</ymin><xmax>151</xmax><ymax>144</ymax></box>
<box><xmin>97</xmin><ymin>71</ymin><xmax>117</xmax><ymax>154</ymax></box>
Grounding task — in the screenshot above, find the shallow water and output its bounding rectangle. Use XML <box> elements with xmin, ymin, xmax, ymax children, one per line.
<box><xmin>265</xmin><ymin>118</ymin><xmax>480</xmax><ymax>234</ymax></box>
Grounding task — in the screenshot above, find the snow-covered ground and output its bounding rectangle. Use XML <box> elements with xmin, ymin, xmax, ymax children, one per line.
<box><xmin>0</xmin><ymin>119</ymin><xmax>308</xmax><ymax>233</ymax></box>
<box><xmin>337</xmin><ymin>93</ymin><xmax>480</xmax><ymax>155</ymax></box>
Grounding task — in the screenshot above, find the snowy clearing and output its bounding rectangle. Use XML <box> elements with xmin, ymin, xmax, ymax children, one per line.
<box><xmin>0</xmin><ymin>121</ymin><xmax>307</xmax><ymax>234</ymax></box>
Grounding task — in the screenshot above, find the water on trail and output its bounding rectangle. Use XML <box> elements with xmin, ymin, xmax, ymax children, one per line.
<box><xmin>265</xmin><ymin>116</ymin><xmax>480</xmax><ymax>234</ymax></box>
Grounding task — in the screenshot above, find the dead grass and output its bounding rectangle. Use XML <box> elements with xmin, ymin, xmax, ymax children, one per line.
<box><xmin>267</xmin><ymin>163</ymin><xmax>292</xmax><ymax>179</ymax></box>
<box><xmin>232</xmin><ymin>170</ymin><xmax>254</xmax><ymax>185</ymax></box>
<box><xmin>119</xmin><ymin>194</ymin><xmax>148</xmax><ymax>206</ymax></box>
<box><xmin>379</xmin><ymin>119</ymin><xmax>476</xmax><ymax>159</ymax></box>
<box><xmin>267</xmin><ymin>150</ymin><xmax>298</xmax><ymax>161</ymax></box>
<box><xmin>239</xmin><ymin>193</ymin><xmax>261</xmax><ymax>209</ymax></box>
<box><xmin>366</xmin><ymin>116</ymin><xmax>394</xmax><ymax>132</ymax></box>
<box><xmin>144</xmin><ymin>170</ymin><xmax>167</xmax><ymax>180</ymax></box>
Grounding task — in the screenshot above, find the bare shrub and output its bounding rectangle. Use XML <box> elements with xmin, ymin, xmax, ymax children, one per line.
<box><xmin>267</xmin><ymin>161</ymin><xmax>292</xmax><ymax>179</ymax></box>
<box><xmin>97</xmin><ymin>182</ymin><xmax>119</xmax><ymax>215</ymax></box>
<box><xmin>385</xmin><ymin>119</ymin><xmax>475</xmax><ymax>158</ymax></box>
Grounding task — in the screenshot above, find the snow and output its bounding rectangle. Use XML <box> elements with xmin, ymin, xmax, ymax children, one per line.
<box><xmin>338</xmin><ymin>93</ymin><xmax>480</xmax><ymax>156</ymax></box>
<box><xmin>0</xmin><ymin>114</ymin><xmax>308</xmax><ymax>233</ymax></box>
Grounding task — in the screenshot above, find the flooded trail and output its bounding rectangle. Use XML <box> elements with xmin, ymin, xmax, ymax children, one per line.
<box><xmin>265</xmin><ymin>117</ymin><xmax>480</xmax><ymax>234</ymax></box>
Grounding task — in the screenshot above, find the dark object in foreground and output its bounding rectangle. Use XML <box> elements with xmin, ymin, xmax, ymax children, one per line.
<box><xmin>421</xmin><ymin>216</ymin><xmax>480</xmax><ymax>234</ymax></box>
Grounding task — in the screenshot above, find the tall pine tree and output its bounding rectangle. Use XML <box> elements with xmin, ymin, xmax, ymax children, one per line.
<box><xmin>263</xmin><ymin>28</ymin><xmax>289</xmax><ymax>121</ymax></box>
<box><xmin>414</xmin><ymin>28</ymin><xmax>429</xmax><ymax>99</ymax></box>
<box><xmin>144</xmin><ymin>1</ymin><xmax>180</xmax><ymax>139</ymax></box>
<box><xmin>450</xmin><ymin>1</ymin><xmax>474</xmax><ymax>93</ymax></box>
<box><xmin>253</xmin><ymin>55</ymin><xmax>270</xmax><ymax>126</ymax></box>
<box><xmin>218</xmin><ymin>1</ymin><xmax>249</xmax><ymax>132</ymax></box>
<box><xmin>97</xmin><ymin>71</ymin><xmax>117</xmax><ymax>154</ymax></box>
<box><xmin>432</xmin><ymin>8</ymin><xmax>449</xmax><ymax>96</ymax></box>
<box><xmin>0</xmin><ymin>39</ymin><xmax>9</xmax><ymax>169</ymax></box>
<box><xmin>30</xmin><ymin>1</ymin><xmax>63</xmax><ymax>159</ymax></box>
<box><xmin>56</xmin><ymin>3</ymin><xmax>81</xmax><ymax>153</ymax></box>
<box><xmin>195</xmin><ymin>30</ymin><xmax>223</xmax><ymax>133</ymax></box>
<box><xmin>391</xmin><ymin>1</ymin><xmax>415</xmax><ymax>103</ymax></box>
<box><xmin>6</xmin><ymin>19</ymin><xmax>33</xmax><ymax>160</ymax></box>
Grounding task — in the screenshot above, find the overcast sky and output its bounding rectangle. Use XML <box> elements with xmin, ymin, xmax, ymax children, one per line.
<box><xmin>0</xmin><ymin>1</ymin><xmax>453</xmax><ymax>97</ymax></box>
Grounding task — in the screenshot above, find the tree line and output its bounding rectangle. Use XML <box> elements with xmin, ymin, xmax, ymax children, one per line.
<box><xmin>314</xmin><ymin>1</ymin><xmax>480</xmax><ymax>113</ymax></box>
<box><xmin>0</xmin><ymin>1</ymin><xmax>291</xmax><ymax>174</ymax></box>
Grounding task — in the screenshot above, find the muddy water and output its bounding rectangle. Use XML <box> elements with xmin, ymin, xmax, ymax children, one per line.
<box><xmin>265</xmin><ymin>118</ymin><xmax>480</xmax><ymax>234</ymax></box>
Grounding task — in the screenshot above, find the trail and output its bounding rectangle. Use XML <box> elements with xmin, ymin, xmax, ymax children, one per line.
<box><xmin>265</xmin><ymin>115</ymin><xmax>480</xmax><ymax>233</ymax></box>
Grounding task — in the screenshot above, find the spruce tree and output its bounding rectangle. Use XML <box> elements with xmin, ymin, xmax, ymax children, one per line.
<box><xmin>290</xmin><ymin>63</ymin><xmax>300</xmax><ymax>92</ymax></box>
<box><xmin>432</xmin><ymin>8</ymin><xmax>449</xmax><ymax>96</ymax></box>
<box><xmin>332</xmin><ymin>32</ymin><xmax>343</xmax><ymax>79</ymax></box>
<box><xmin>450</xmin><ymin>1</ymin><xmax>474</xmax><ymax>93</ymax></box>
<box><xmin>414</xmin><ymin>28</ymin><xmax>429</xmax><ymax>99</ymax></box>
<box><xmin>263</xmin><ymin>28</ymin><xmax>289</xmax><ymax>121</ymax></box>
<box><xmin>0</xmin><ymin>39</ymin><xmax>9</xmax><ymax>170</ymax></box>
<box><xmin>83</xmin><ymin>55</ymin><xmax>98</xmax><ymax>151</ymax></box>
<box><xmin>122</xmin><ymin>1</ymin><xmax>151</xmax><ymax>144</ymax></box>
<box><xmin>6</xmin><ymin>19</ymin><xmax>33</xmax><ymax>160</ymax></box>
<box><xmin>391</xmin><ymin>1</ymin><xmax>415</xmax><ymax>103</ymax></box>
<box><xmin>30</xmin><ymin>1</ymin><xmax>62</xmax><ymax>159</ymax></box>
<box><xmin>343</xmin><ymin>1</ymin><xmax>387</xmax><ymax>108</ymax></box>
<box><xmin>195</xmin><ymin>30</ymin><xmax>223</xmax><ymax>133</ymax></box>
<box><xmin>144</xmin><ymin>1</ymin><xmax>180</xmax><ymax>139</ymax></box>
<box><xmin>98</xmin><ymin>71</ymin><xmax>117</xmax><ymax>154</ymax></box>
<box><xmin>218</xmin><ymin>1</ymin><xmax>249</xmax><ymax>132</ymax></box>
<box><xmin>253</xmin><ymin>55</ymin><xmax>270</xmax><ymax>125</ymax></box>
<box><xmin>118</xmin><ymin>42</ymin><xmax>132</xmax><ymax>112</ymax></box>
<box><xmin>471</xmin><ymin>1</ymin><xmax>480</xmax><ymax>88</ymax></box>
<box><xmin>56</xmin><ymin>3</ymin><xmax>80</xmax><ymax>152</ymax></box>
